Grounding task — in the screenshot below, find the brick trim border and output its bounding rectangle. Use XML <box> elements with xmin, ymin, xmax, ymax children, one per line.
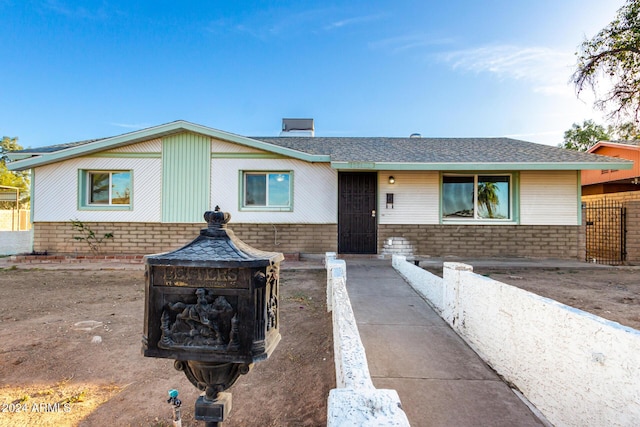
<box><xmin>31</xmin><ymin>222</ymin><xmax>338</xmax><ymax>257</ymax></box>
<box><xmin>379</xmin><ymin>224</ymin><xmax>584</xmax><ymax>260</ymax></box>
<box><xmin>29</xmin><ymin>221</ymin><xmax>587</xmax><ymax>261</ymax></box>
<box><xmin>10</xmin><ymin>254</ymin><xmax>145</xmax><ymax>264</ymax></box>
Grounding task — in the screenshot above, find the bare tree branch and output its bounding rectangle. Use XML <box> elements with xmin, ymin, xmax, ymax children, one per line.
<box><xmin>573</xmin><ymin>0</ymin><xmax>640</xmax><ymax>123</ymax></box>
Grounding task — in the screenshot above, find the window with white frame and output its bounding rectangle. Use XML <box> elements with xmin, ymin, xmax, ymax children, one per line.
<box><xmin>79</xmin><ymin>170</ymin><xmax>132</xmax><ymax>209</ymax></box>
<box><xmin>241</xmin><ymin>171</ymin><xmax>292</xmax><ymax>209</ymax></box>
<box><xmin>442</xmin><ymin>174</ymin><xmax>510</xmax><ymax>220</ymax></box>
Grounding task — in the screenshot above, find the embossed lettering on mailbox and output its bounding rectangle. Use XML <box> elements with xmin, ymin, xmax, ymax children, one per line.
<box><xmin>153</xmin><ymin>266</ymin><xmax>247</xmax><ymax>288</ymax></box>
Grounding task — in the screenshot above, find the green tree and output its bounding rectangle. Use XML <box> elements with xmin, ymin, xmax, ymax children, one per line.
<box><xmin>0</xmin><ymin>136</ymin><xmax>30</xmax><ymax>208</ymax></box>
<box><xmin>561</xmin><ymin>120</ymin><xmax>612</xmax><ymax>151</ymax></box>
<box><xmin>614</xmin><ymin>121</ymin><xmax>640</xmax><ymax>139</ymax></box>
<box><xmin>573</xmin><ymin>0</ymin><xmax>640</xmax><ymax>122</ymax></box>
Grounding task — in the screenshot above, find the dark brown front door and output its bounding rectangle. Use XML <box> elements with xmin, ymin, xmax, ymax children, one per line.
<box><xmin>338</xmin><ymin>172</ymin><xmax>377</xmax><ymax>254</ymax></box>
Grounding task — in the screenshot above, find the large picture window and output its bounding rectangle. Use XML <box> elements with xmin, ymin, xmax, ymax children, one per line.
<box><xmin>242</xmin><ymin>172</ymin><xmax>292</xmax><ymax>210</ymax></box>
<box><xmin>79</xmin><ymin>170</ymin><xmax>132</xmax><ymax>210</ymax></box>
<box><xmin>442</xmin><ymin>174</ymin><xmax>510</xmax><ymax>220</ymax></box>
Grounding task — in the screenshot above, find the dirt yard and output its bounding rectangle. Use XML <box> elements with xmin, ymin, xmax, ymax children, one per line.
<box><xmin>0</xmin><ymin>266</ymin><xmax>334</xmax><ymax>427</ymax></box>
<box><xmin>1</xmin><ymin>262</ymin><xmax>638</xmax><ymax>427</ymax></box>
<box><xmin>426</xmin><ymin>265</ymin><xmax>640</xmax><ymax>331</ymax></box>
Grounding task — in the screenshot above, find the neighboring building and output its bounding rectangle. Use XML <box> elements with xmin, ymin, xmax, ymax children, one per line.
<box><xmin>581</xmin><ymin>141</ymin><xmax>640</xmax><ymax>265</ymax></box>
<box><xmin>582</xmin><ymin>141</ymin><xmax>640</xmax><ymax>197</ymax></box>
<box><xmin>6</xmin><ymin>120</ymin><xmax>632</xmax><ymax>260</ymax></box>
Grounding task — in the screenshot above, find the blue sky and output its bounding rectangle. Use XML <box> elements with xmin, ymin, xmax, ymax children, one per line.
<box><xmin>1</xmin><ymin>0</ymin><xmax>625</xmax><ymax>148</ymax></box>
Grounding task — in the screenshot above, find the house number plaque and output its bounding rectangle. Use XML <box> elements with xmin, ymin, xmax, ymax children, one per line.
<box><xmin>152</xmin><ymin>266</ymin><xmax>247</xmax><ymax>289</ymax></box>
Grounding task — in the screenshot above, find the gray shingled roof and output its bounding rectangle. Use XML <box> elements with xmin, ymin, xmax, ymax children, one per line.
<box><xmin>8</xmin><ymin>125</ymin><xmax>628</xmax><ymax>166</ymax></box>
<box><xmin>253</xmin><ymin>136</ymin><xmax>625</xmax><ymax>164</ymax></box>
<box><xmin>16</xmin><ymin>138</ymin><xmax>107</xmax><ymax>154</ymax></box>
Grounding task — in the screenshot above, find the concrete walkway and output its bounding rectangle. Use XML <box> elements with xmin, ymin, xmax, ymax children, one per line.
<box><xmin>345</xmin><ymin>259</ymin><xmax>545</xmax><ymax>427</ymax></box>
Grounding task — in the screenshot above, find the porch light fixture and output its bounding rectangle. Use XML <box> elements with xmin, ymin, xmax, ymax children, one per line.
<box><xmin>388</xmin><ymin>176</ymin><xmax>395</xmax><ymax>184</ymax></box>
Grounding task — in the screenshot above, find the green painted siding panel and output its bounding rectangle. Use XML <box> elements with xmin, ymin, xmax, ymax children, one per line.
<box><xmin>162</xmin><ymin>133</ymin><xmax>211</xmax><ymax>222</ymax></box>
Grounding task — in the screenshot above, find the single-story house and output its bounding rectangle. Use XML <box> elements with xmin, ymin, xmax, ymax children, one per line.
<box><xmin>582</xmin><ymin>141</ymin><xmax>640</xmax><ymax>197</ymax></box>
<box><xmin>7</xmin><ymin>119</ymin><xmax>632</xmax><ymax>260</ymax></box>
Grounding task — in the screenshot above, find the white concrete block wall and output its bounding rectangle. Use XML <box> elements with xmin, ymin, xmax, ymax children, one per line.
<box><xmin>0</xmin><ymin>230</ymin><xmax>33</xmax><ymax>255</ymax></box>
<box><xmin>453</xmin><ymin>266</ymin><xmax>640</xmax><ymax>427</ymax></box>
<box><xmin>394</xmin><ymin>255</ymin><xmax>640</xmax><ymax>427</ymax></box>
<box><xmin>392</xmin><ymin>255</ymin><xmax>444</xmax><ymax>313</ymax></box>
<box><xmin>325</xmin><ymin>254</ymin><xmax>410</xmax><ymax>427</ymax></box>
<box><xmin>442</xmin><ymin>262</ymin><xmax>473</xmax><ymax>329</ymax></box>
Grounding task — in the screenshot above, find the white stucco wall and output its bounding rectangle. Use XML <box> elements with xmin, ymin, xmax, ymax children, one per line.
<box><xmin>211</xmin><ymin>158</ymin><xmax>337</xmax><ymax>224</ymax></box>
<box><xmin>394</xmin><ymin>256</ymin><xmax>640</xmax><ymax>427</ymax></box>
<box><xmin>33</xmin><ymin>157</ymin><xmax>162</xmax><ymax>222</ymax></box>
<box><xmin>104</xmin><ymin>138</ymin><xmax>162</xmax><ymax>153</ymax></box>
<box><xmin>378</xmin><ymin>170</ymin><xmax>580</xmax><ymax>226</ymax></box>
<box><xmin>29</xmin><ymin>135</ymin><xmax>581</xmax><ymax>227</ymax></box>
<box><xmin>211</xmin><ymin>138</ymin><xmax>262</xmax><ymax>153</ymax></box>
<box><xmin>520</xmin><ymin>170</ymin><xmax>578</xmax><ymax>225</ymax></box>
<box><xmin>378</xmin><ymin>171</ymin><xmax>440</xmax><ymax>224</ymax></box>
<box><xmin>32</xmin><ymin>136</ymin><xmax>337</xmax><ymax>224</ymax></box>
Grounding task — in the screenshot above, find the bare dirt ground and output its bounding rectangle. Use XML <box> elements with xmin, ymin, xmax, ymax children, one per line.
<box><xmin>1</xmin><ymin>261</ymin><xmax>638</xmax><ymax>427</ymax></box>
<box><xmin>0</xmin><ymin>266</ymin><xmax>334</xmax><ymax>427</ymax></box>
<box><xmin>426</xmin><ymin>265</ymin><xmax>640</xmax><ymax>331</ymax></box>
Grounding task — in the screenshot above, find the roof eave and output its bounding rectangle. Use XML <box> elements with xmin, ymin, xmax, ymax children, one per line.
<box><xmin>330</xmin><ymin>161</ymin><xmax>634</xmax><ymax>171</ymax></box>
<box><xmin>588</xmin><ymin>141</ymin><xmax>640</xmax><ymax>152</ymax></box>
<box><xmin>6</xmin><ymin>120</ymin><xmax>328</xmax><ymax>171</ymax></box>
<box><xmin>6</xmin><ymin>153</ymin><xmax>36</xmax><ymax>162</ymax></box>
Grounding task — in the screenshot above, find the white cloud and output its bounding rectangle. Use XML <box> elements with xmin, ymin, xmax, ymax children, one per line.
<box><xmin>439</xmin><ymin>45</ymin><xmax>576</xmax><ymax>97</ymax></box>
<box><xmin>324</xmin><ymin>13</ymin><xmax>385</xmax><ymax>31</ymax></box>
<box><xmin>207</xmin><ymin>8</ymin><xmax>382</xmax><ymax>40</ymax></box>
<box><xmin>43</xmin><ymin>0</ymin><xmax>110</xmax><ymax>20</ymax></box>
<box><xmin>370</xmin><ymin>34</ymin><xmax>456</xmax><ymax>53</ymax></box>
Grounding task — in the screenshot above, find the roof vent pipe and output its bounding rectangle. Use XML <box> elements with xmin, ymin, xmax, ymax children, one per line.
<box><xmin>409</xmin><ymin>133</ymin><xmax>421</xmax><ymax>138</ymax></box>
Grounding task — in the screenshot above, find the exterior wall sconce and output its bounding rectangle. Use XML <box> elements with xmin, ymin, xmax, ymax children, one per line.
<box><xmin>388</xmin><ymin>176</ymin><xmax>395</xmax><ymax>184</ymax></box>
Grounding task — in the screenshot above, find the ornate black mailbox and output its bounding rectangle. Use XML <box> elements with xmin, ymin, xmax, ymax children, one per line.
<box><xmin>143</xmin><ymin>207</ymin><xmax>283</xmax><ymax>425</ymax></box>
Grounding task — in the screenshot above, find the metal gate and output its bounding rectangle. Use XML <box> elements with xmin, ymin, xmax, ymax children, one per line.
<box><xmin>583</xmin><ymin>200</ymin><xmax>626</xmax><ymax>265</ymax></box>
<box><xmin>338</xmin><ymin>172</ymin><xmax>377</xmax><ymax>254</ymax></box>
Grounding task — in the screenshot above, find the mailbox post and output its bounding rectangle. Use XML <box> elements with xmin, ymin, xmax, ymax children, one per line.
<box><xmin>143</xmin><ymin>207</ymin><xmax>283</xmax><ymax>425</ymax></box>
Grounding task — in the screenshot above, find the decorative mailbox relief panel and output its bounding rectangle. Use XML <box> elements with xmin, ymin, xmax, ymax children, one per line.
<box><xmin>144</xmin><ymin>262</ymin><xmax>281</xmax><ymax>364</ymax></box>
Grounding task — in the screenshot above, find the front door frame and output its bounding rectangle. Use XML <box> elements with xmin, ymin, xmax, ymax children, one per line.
<box><xmin>337</xmin><ymin>171</ymin><xmax>378</xmax><ymax>254</ymax></box>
